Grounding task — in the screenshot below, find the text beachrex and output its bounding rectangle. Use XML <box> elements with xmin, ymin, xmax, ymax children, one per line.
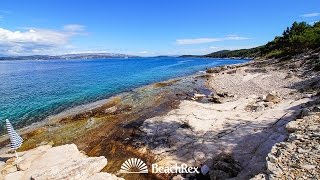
<box><xmin>119</xmin><ymin>158</ymin><xmax>200</xmax><ymax>174</ymax></box>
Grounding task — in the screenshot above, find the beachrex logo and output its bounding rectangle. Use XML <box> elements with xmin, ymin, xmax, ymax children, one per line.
<box><xmin>119</xmin><ymin>158</ymin><xmax>148</xmax><ymax>173</ymax></box>
<box><xmin>152</xmin><ymin>163</ymin><xmax>199</xmax><ymax>174</ymax></box>
<box><xmin>119</xmin><ymin>158</ymin><xmax>199</xmax><ymax>174</ymax></box>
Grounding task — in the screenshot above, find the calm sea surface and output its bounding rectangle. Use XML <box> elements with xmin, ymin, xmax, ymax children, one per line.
<box><xmin>0</xmin><ymin>57</ymin><xmax>248</xmax><ymax>132</ymax></box>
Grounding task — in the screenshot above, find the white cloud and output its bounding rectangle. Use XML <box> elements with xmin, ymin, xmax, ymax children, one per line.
<box><xmin>0</xmin><ymin>28</ymin><xmax>68</xmax><ymax>45</ymax></box>
<box><xmin>225</xmin><ymin>34</ymin><xmax>249</xmax><ymax>40</ymax></box>
<box><xmin>0</xmin><ymin>24</ymin><xmax>86</xmax><ymax>55</ymax></box>
<box><xmin>176</xmin><ymin>35</ymin><xmax>250</xmax><ymax>45</ymax></box>
<box><xmin>301</xmin><ymin>13</ymin><xmax>320</xmax><ymax>18</ymax></box>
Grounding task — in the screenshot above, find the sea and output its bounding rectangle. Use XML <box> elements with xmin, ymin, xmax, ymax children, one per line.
<box><xmin>0</xmin><ymin>57</ymin><xmax>248</xmax><ymax>133</ymax></box>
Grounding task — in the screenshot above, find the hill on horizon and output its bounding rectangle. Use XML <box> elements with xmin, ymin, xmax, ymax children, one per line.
<box><xmin>201</xmin><ymin>21</ymin><xmax>320</xmax><ymax>59</ymax></box>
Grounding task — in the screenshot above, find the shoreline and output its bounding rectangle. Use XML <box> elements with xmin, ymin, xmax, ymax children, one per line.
<box><xmin>0</xmin><ymin>70</ymin><xmax>211</xmax><ymax>140</ymax></box>
<box><xmin>136</xmin><ymin>53</ymin><xmax>320</xmax><ymax>179</ymax></box>
<box><xmin>0</xmin><ymin>54</ymin><xmax>319</xmax><ymax>179</ymax></box>
<box><xmin>0</xmin><ymin>65</ymin><xmax>220</xmax><ymax>179</ymax></box>
<box><xmin>0</xmin><ymin>56</ymin><xmax>250</xmax><ymax>137</ymax></box>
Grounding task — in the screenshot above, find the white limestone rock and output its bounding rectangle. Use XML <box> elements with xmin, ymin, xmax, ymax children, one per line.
<box><xmin>0</xmin><ymin>144</ymin><xmax>122</xmax><ymax>180</ymax></box>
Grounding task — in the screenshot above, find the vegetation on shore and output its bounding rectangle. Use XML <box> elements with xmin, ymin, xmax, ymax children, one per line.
<box><xmin>203</xmin><ymin>21</ymin><xmax>320</xmax><ymax>59</ymax></box>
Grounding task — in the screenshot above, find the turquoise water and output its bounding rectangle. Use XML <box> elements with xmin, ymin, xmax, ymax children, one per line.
<box><xmin>0</xmin><ymin>57</ymin><xmax>247</xmax><ymax>132</ymax></box>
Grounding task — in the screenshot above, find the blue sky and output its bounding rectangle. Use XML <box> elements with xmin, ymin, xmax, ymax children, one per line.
<box><xmin>0</xmin><ymin>0</ymin><xmax>319</xmax><ymax>56</ymax></box>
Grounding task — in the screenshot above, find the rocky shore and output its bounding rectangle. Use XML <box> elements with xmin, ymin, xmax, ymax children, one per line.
<box><xmin>0</xmin><ymin>50</ymin><xmax>319</xmax><ymax>179</ymax></box>
<box><xmin>253</xmin><ymin>100</ymin><xmax>320</xmax><ymax>179</ymax></box>
<box><xmin>0</xmin><ymin>144</ymin><xmax>123</xmax><ymax>180</ymax></box>
<box><xmin>139</xmin><ymin>51</ymin><xmax>320</xmax><ymax>179</ymax></box>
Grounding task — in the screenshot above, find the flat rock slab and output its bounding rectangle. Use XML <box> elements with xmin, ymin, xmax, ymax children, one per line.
<box><xmin>140</xmin><ymin>96</ymin><xmax>311</xmax><ymax>178</ymax></box>
<box><xmin>0</xmin><ymin>144</ymin><xmax>123</xmax><ymax>180</ymax></box>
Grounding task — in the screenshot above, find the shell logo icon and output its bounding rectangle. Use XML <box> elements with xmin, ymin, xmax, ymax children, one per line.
<box><xmin>119</xmin><ymin>158</ymin><xmax>148</xmax><ymax>174</ymax></box>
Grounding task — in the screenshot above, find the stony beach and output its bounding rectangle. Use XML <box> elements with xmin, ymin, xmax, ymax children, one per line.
<box><xmin>0</xmin><ymin>50</ymin><xmax>319</xmax><ymax>180</ymax></box>
<box><xmin>141</xmin><ymin>53</ymin><xmax>320</xmax><ymax>179</ymax></box>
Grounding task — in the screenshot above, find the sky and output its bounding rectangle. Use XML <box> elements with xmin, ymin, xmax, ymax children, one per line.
<box><xmin>0</xmin><ymin>0</ymin><xmax>319</xmax><ymax>56</ymax></box>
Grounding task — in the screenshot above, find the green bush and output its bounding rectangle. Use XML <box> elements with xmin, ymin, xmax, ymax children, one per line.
<box><xmin>265</xmin><ymin>50</ymin><xmax>285</xmax><ymax>58</ymax></box>
<box><xmin>205</xmin><ymin>21</ymin><xmax>320</xmax><ymax>59</ymax></box>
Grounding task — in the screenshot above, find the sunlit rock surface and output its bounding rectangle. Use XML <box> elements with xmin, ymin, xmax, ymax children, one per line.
<box><xmin>0</xmin><ymin>144</ymin><xmax>123</xmax><ymax>180</ymax></box>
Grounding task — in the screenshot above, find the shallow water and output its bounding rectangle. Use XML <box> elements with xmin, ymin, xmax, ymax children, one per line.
<box><xmin>0</xmin><ymin>57</ymin><xmax>247</xmax><ymax>132</ymax></box>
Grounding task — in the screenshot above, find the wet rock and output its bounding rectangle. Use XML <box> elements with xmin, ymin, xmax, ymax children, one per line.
<box><xmin>86</xmin><ymin>117</ymin><xmax>95</xmax><ymax>128</ymax></box>
<box><xmin>105</xmin><ymin>106</ymin><xmax>117</xmax><ymax>114</ymax></box>
<box><xmin>206</xmin><ymin>66</ymin><xmax>227</xmax><ymax>73</ymax></box>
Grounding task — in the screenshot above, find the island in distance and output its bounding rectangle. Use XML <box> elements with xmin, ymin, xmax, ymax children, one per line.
<box><xmin>0</xmin><ymin>53</ymin><xmax>138</xmax><ymax>61</ymax></box>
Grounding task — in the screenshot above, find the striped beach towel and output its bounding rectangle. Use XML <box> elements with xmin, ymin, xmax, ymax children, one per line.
<box><xmin>5</xmin><ymin>119</ymin><xmax>23</xmax><ymax>150</ymax></box>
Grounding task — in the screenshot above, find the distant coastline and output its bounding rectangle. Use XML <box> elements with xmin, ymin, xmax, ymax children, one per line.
<box><xmin>179</xmin><ymin>54</ymin><xmax>252</xmax><ymax>60</ymax></box>
<box><xmin>0</xmin><ymin>53</ymin><xmax>138</xmax><ymax>61</ymax></box>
